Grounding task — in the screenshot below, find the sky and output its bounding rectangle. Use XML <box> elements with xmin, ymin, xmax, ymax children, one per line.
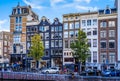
<box><xmin>0</xmin><ymin>0</ymin><xmax>115</xmax><ymax>31</ymax></box>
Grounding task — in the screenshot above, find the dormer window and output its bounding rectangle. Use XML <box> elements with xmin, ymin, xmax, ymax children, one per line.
<box><xmin>104</xmin><ymin>5</ymin><xmax>111</xmax><ymax>14</ymax></box>
<box><xmin>17</xmin><ymin>8</ymin><xmax>20</xmax><ymax>14</ymax></box>
<box><xmin>105</xmin><ymin>9</ymin><xmax>111</xmax><ymax>14</ymax></box>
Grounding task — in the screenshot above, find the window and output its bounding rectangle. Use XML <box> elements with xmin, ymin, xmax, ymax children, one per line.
<box><xmin>75</xmin><ymin>16</ymin><xmax>79</xmax><ymax>19</ymax></box>
<box><xmin>88</xmin><ymin>39</ymin><xmax>91</xmax><ymax>47</ymax></box>
<box><xmin>64</xmin><ymin>52</ymin><xmax>66</xmax><ymax>56</ymax></box>
<box><xmin>82</xmin><ymin>20</ymin><xmax>86</xmax><ymax>27</ymax></box>
<box><xmin>100</xmin><ymin>41</ymin><xmax>106</xmax><ymax>48</ymax></box>
<box><xmin>105</xmin><ymin>9</ymin><xmax>110</xmax><ymax>14</ymax></box>
<box><xmin>55</xmin><ymin>26</ymin><xmax>59</xmax><ymax>31</ymax></box>
<box><xmin>64</xmin><ymin>23</ymin><xmax>68</xmax><ymax>30</ymax></box>
<box><xmin>40</xmin><ymin>33</ymin><xmax>43</xmax><ymax>39</ymax></box>
<box><xmin>69</xmin><ymin>22</ymin><xmax>74</xmax><ymax>29</ymax></box>
<box><xmin>55</xmin><ymin>21</ymin><xmax>58</xmax><ymax>25</ymax></box>
<box><xmin>87</xmin><ymin>54</ymin><xmax>91</xmax><ymax>62</ymax></box>
<box><xmin>59</xmin><ymin>33</ymin><xmax>62</xmax><ymax>38</ymax></box>
<box><xmin>51</xmin><ymin>33</ymin><xmax>54</xmax><ymax>39</ymax></box>
<box><xmin>4</xmin><ymin>47</ymin><xmax>7</xmax><ymax>52</ymax></box>
<box><xmin>93</xmin><ymin>39</ymin><xmax>97</xmax><ymax>47</ymax></box>
<box><xmin>109</xmin><ymin>40</ymin><xmax>115</xmax><ymax>49</ymax></box>
<box><xmin>87</xmin><ymin>29</ymin><xmax>91</xmax><ymax>36</ymax></box>
<box><xmin>64</xmin><ymin>17</ymin><xmax>68</xmax><ymax>21</ymax></box>
<box><xmin>100</xmin><ymin>31</ymin><xmax>106</xmax><ymax>38</ymax></box>
<box><xmin>87</xmin><ymin>20</ymin><xmax>91</xmax><ymax>26</ymax></box>
<box><xmin>16</xmin><ymin>17</ymin><xmax>22</xmax><ymax>23</ymax></box>
<box><xmin>109</xmin><ymin>21</ymin><xmax>115</xmax><ymax>27</ymax></box>
<box><xmin>64</xmin><ymin>58</ymin><xmax>74</xmax><ymax>62</ymax></box>
<box><xmin>15</xmin><ymin>25</ymin><xmax>22</xmax><ymax>31</ymax></box>
<box><xmin>27</xmin><ymin>28</ymin><xmax>30</xmax><ymax>32</ymax></box>
<box><xmin>51</xmin><ymin>50</ymin><xmax>55</xmax><ymax>55</ymax></box>
<box><xmin>4</xmin><ymin>41</ymin><xmax>7</xmax><ymax>46</ymax></box>
<box><xmin>65</xmin><ymin>40</ymin><xmax>68</xmax><ymax>48</ymax></box>
<box><xmin>93</xmin><ymin>28</ymin><xmax>97</xmax><ymax>35</ymax></box>
<box><xmin>69</xmin><ymin>31</ymin><xmax>74</xmax><ymax>38</ymax></box>
<box><xmin>93</xmin><ymin>51</ymin><xmax>97</xmax><ymax>63</ymax></box>
<box><xmin>51</xmin><ymin>40</ymin><xmax>54</xmax><ymax>47</ymax></box>
<box><xmin>100</xmin><ymin>53</ymin><xmax>107</xmax><ymax>63</ymax></box>
<box><xmin>51</xmin><ymin>26</ymin><xmax>54</xmax><ymax>32</ymax></box>
<box><xmin>39</xmin><ymin>26</ymin><xmax>44</xmax><ymax>32</ymax></box>
<box><xmin>75</xmin><ymin>31</ymin><xmax>78</xmax><ymax>37</ymax></box>
<box><xmin>16</xmin><ymin>17</ymin><xmax>18</xmax><ymax>23</ymax></box>
<box><xmin>59</xmin><ymin>26</ymin><xmax>62</xmax><ymax>31</ymax></box>
<box><xmin>100</xmin><ymin>21</ymin><xmax>107</xmax><ymax>27</ymax></box>
<box><xmin>75</xmin><ymin>22</ymin><xmax>79</xmax><ymax>28</ymax></box>
<box><xmin>45</xmin><ymin>50</ymin><xmax>49</xmax><ymax>56</ymax></box>
<box><xmin>27</xmin><ymin>42</ymin><xmax>30</xmax><ymax>49</ymax></box>
<box><xmin>54</xmin><ymin>33</ymin><xmax>59</xmax><ymax>38</ymax></box>
<box><xmin>55</xmin><ymin>40</ymin><xmax>59</xmax><ymax>47</ymax></box>
<box><xmin>45</xmin><ymin>33</ymin><xmax>49</xmax><ymax>39</ymax></box>
<box><xmin>45</xmin><ymin>26</ymin><xmax>49</xmax><ymax>31</ymax></box>
<box><xmin>59</xmin><ymin>40</ymin><xmax>62</xmax><ymax>47</ymax></box>
<box><xmin>93</xmin><ymin>19</ymin><xmax>97</xmax><ymax>26</ymax></box>
<box><xmin>64</xmin><ymin>31</ymin><xmax>68</xmax><ymax>38</ymax></box>
<box><xmin>109</xmin><ymin>53</ymin><xmax>115</xmax><ymax>63</ymax></box>
<box><xmin>109</xmin><ymin>30</ymin><xmax>115</xmax><ymax>37</ymax></box>
<box><xmin>45</xmin><ymin>41</ymin><xmax>49</xmax><ymax>49</ymax></box>
<box><xmin>13</xmin><ymin>35</ymin><xmax>21</xmax><ymax>43</ymax></box>
<box><xmin>17</xmin><ymin>8</ymin><xmax>20</xmax><ymax>14</ymax></box>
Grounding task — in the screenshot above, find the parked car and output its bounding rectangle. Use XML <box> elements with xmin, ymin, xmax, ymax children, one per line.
<box><xmin>101</xmin><ymin>70</ymin><xmax>111</xmax><ymax>77</ymax></box>
<box><xmin>41</xmin><ymin>67</ymin><xmax>60</xmax><ymax>74</ymax></box>
<box><xmin>110</xmin><ymin>70</ymin><xmax>120</xmax><ymax>76</ymax></box>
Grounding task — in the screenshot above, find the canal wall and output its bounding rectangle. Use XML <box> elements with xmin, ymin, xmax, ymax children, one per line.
<box><xmin>0</xmin><ymin>72</ymin><xmax>120</xmax><ymax>81</ymax></box>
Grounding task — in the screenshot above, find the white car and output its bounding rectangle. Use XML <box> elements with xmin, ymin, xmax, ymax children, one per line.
<box><xmin>41</xmin><ymin>67</ymin><xmax>60</xmax><ymax>74</ymax></box>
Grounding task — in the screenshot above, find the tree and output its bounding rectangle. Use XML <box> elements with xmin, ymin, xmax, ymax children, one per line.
<box><xmin>70</xmin><ymin>29</ymin><xmax>89</xmax><ymax>72</ymax></box>
<box><xmin>29</xmin><ymin>34</ymin><xmax>44</xmax><ymax>69</ymax></box>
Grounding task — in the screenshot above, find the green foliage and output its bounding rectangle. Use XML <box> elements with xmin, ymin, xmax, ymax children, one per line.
<box><xmin>29</xmin><ymin>34</ymin><xmax>44</xmax><ymax>61</ymax></box>
<box><xmin>70</xmin><ymin>29</ymin><xmax>89</xmax><ymax>63</ymax></box>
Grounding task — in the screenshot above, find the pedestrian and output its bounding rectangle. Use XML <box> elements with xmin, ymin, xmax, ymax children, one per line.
<box><xmin>64</xmin><ymin>67</ymin><xmax>67</xmax><ymax>74</ymax></box>
<box><xmin>74</xmin><ymin>66</ymin><xmax>78</xmax><ymax>74</ymax></box>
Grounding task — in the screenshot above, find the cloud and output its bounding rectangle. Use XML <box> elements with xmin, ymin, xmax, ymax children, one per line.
<box><xmin>0</xmin><ymin>20</ymin><xmax>7</xmax><ymax>25</ymax></box>
<box><xmin>22</xmin><ymin>0</ymin><xmax>98</xmax><ymax>12</ymax></box>
<box><xmin>23</xmin><ymin>0</ymin><xmax>43</xmax><ymax>10</ymax></box>
<box><xmin>0</xmin><ymin>19</ymin><xmax>9</xmax><ymax>31</ymax></box>
<box><xmin>76</xmin><ymin>5</ymin><xmax>98</xmax><ymax>11</ymax></box>
<box><xmin>74</xmin><ymin>0</ymin><xmax>91</xmax><ymax>3</ymax></box>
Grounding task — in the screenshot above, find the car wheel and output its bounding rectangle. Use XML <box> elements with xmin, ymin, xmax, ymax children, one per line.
<box><xmin>109</xmin><ymin>74</ymin><xmax>111</xmax><ymax>77</ymax></box>
<box><xmin>46</xmin><ymin>71</ymin><xmax>49</xmax><ymax>74</ymax></box>
<box><xmin>56</xmin><ymin>71</ymin><xmax>59</xmax><ymax>74</ymax></box>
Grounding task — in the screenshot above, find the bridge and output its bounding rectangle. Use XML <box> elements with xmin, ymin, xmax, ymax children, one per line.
<box><xmin>0</xmin><ymin>72</ymin><xmax>120</xmax><ymax>81</ymax></box>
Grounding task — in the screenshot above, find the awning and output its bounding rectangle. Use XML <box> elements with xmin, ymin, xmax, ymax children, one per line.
<box><xmin>42</xmin><ymin>56</ymin><xmax>50</xmax><ymax>60</ymax></box>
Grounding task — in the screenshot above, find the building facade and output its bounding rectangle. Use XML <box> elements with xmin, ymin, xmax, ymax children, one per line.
<box><xmin>0</xmin><ymin>31</ymin><xmax>10</xmax><ymax>63</ymax></box>
<box><xmin>80</xmin><ymin>12</ymin><xmax>99</xmax><ymax>69</ymax></box>
<box><xmin>26</xmin><ymin>17</ymin><xmax>63</xmax><ymax>68</ymax></box>
<box><xmin>50</xmin><ymin>18</ymin><xmax>63</xmax><ymax>67</ymax></box>
<box><xmin>116</xmin><ymin>0</ymin><xmax>120</xmax><ymax>62</ymax></box>
<box><xmin>98</xmin><ymin>6</ymin><xmax>117</xmax><ymax>69</ymax></box>
<box><xmin>63</xmin><ymin>13</ymin><xmax>80</xmax><ymax>65</ymax></box>
<box><xmin>9</xmin><ymin>4</ymin><xmax>39</xmax><ymax>64</ymax></box>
